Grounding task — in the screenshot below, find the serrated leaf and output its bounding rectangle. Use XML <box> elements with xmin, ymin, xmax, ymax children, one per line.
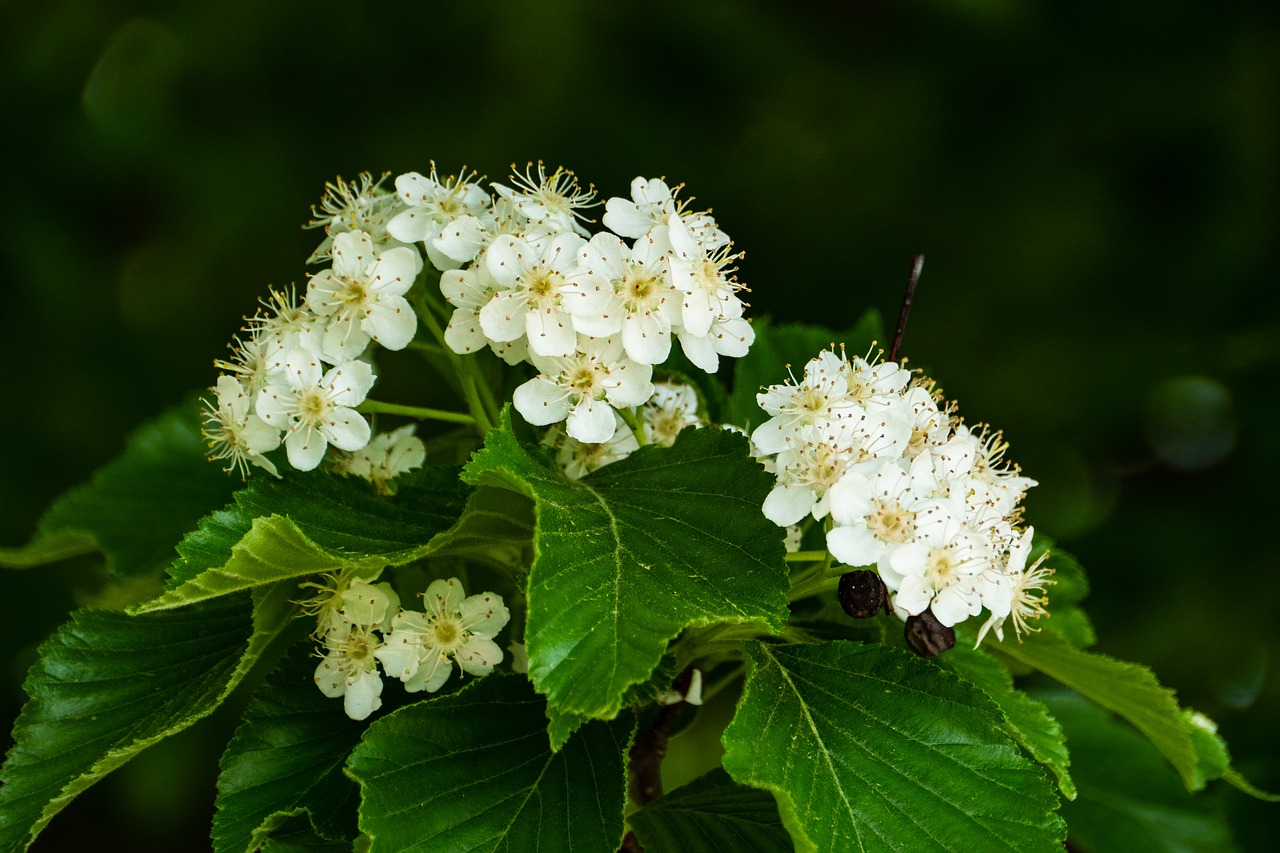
<box><xmin>991</xmin><ymin>628</ymin><xmax>1201</xmax><ymax>791</ymax></box>
<box><xmin>1033</xmin><ymin>688</ymin><xmax>1238</xmax><ymax>853</ymax></box>
<box><xmin>0</xmin><ymin>594</ymin><xmax>264</xmax><ymax>852</ymax></box>
<box><xmin>726</xmin><ymin>313</ymin><xmax>883</xmax><ymax>429</ymax></box>
<box><xmin>463</xmin><ymin>409</ymin><xmax>789</xmax><ymax>747</ymax></box>
<box><xmin>0</xmin><ymin>398</ymin><xmax>238</xmax><ymax>576</ymax></box>
<box><xmin>942</xmin><ymin>643</ymin><xmax>1075</xmax><ymax>799</ymax></box>
<box><xmin>628</xmin><ymin>767</ymin><xmax>791</xmax><ymax>853</ymax></box>
<box><xmin>722</xmin><ymin>641</ymin><xmax>1066</xmax><ymax>853</ymax></box>
<box><xmin>346</xmin><ymin>673</ymin><xmax>633</xmax><ymax>852</ymax></box>
<box><xmin>213</xmin><ymin>642</ymin><xmax>364</xmax><ymax>853</ymax></box>
<box><xmin>134</xmin><ymin>466</ymin><xmax>471</xmax><ymax>612</ymax></box>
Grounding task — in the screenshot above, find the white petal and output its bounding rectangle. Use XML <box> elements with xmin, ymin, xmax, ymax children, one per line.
<box><xmin>678</xmin><ymin>332</ymin><xmax>720</xmax><ymax>373</ymax></box>
<box><xmin>362</xmin><ymin>298</ymin><xmax>417</xmax><ymax>350</ymax></box>
<box><xmin>342</xmin><ymin>668</ymin><xmax>383</xmax><ymax>721</ymax></box>
<box><xmin>322</xmin><ymin>407</ymin><xmax>371</xmax><ymax>451</ymax></box>
<box><xmin>524</xmin><ymin>308</ymin><xmax>577</xmax><ymax>358</ymax></box>
<box><xmin>286</xmin><ymin>425</ymin><xmax>328</xmax><ymax>471</ymax></box>
<box><xmin>456</xmin><ymin>636</ymin><xmax>504</xmax><ymax>676</ymax></box>
<box><xmin>567</xmin><ymin>397</ymin><xmax>619</xmax><ymax>444</ymax></box>
<box><xmin>513</xmin><ymin>377</ymin><xmax>571</xmax><ymax>426</ymax></box>
<box><xmin>622</xmin><ymin>314</ymin><xmax>671</xmax><ymax>365</ymax></box>
<box><xmin>321</xmin><ymin>314</ymin><xmax>371</xmax><ymax>363</ymax></box>
<box><xmin>479</xmin><ymin>291</ymin><xmax>528</xmax><ymax>343</ymax></box>
<box><xmin>459</xmin><ymin>592</ymin><xmax>511</xmax><ymax>639</ymax></box>
<box><xmin>826</xmin><ymin>524</ymin><xmax>884</xmax><ymax>568</ymax></box>
<box><xmin>324</xmin><ymin>360</ymin><xmax>376</xmax><ymax>407</ymax></box>
<box><xmin>761</xmin><ymin>484</ymin><xmax>816</xmax><ymax>527</ymax></box>
<box><xmin>444</xmin><ymin>310</ymin><xmax>489</xmax><ymax>354</ymax></box>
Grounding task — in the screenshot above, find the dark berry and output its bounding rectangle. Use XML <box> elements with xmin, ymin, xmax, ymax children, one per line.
<box><xmin>837</xmin><ymin>570</ymin><xmax>887</xmax><ymax>619</ymax></box>
<box><xmin>904</xmin><ymin>609</ymin><xmax>955</xmax><ymax>658</ymax></box>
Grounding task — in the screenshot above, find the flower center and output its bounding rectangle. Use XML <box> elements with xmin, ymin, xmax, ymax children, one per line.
<box><xmin>337</xmin><ymin>277</ymin><xmax>370</xmax><ymax>306</ymax></box>
<box><xmin>296</xmin><ymin>388</ymin><xmax>330</xmax><ymax>421</ymax></box>
<box><xmin>431</xmin><ymin>617</ymin><xmax>463</xmax><ymax>652</ymax></box>
<box><xmin>525</xmin><ymin>267</ymin><xmax>562</xmax><ymax>305</ymax></box>
<box><xmin>868</xmin><ymin>499</ymin><xmax>915</xmax><ymax>544</ymax></box>
<box><xmin>622</xmin><ymin>271</ymin><xmax>658</xmax><ymax>308</ymax></box>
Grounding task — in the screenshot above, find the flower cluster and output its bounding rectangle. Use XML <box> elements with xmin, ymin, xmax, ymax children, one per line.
<box><xmin>202</xmin><ymin>175</ymin><xmax>428</xmax><ymax>481</ymax></box>
<box><xmin>752</xmin><ymin>347</ymin><xmax>1052</xmax><ymax>643</ymax></box>
<box><xmin>413</xmin><ymin>165</ymin><xmax>753</xmax><ymax>444</ymax></box>
<box><xmin>309</xmin><ymin>575</ymin><xmax>510</xmax><ymax>720</ymax></box>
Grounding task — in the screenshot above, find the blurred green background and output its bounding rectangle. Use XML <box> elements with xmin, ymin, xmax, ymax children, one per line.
<box><xmin>1</xmin><ymin>0</ymin><xmax>1276</xmax><ymax>848</ymax></box>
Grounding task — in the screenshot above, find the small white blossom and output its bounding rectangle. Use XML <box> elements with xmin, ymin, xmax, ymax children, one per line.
<box><xmin>335</xmin><ymin>424</ymin><xmax>426</xmax><ymax>494</ymax></box>
<box><xmin>493</xmin><ymin>163</ymin><xmax>596</xmax><ymax>238</ymax></box>
<box><xmin>643</xmin><ymin>382</ymin><xmax>702</xmax><ymax>446</ymax></box>
<box><xmin>314</xmin><ymin>622</ymin><xmax>386</xmax><ymax>721</ymax></box>
<box><xmin>375</xmin><ymin>578</ymin><xmax>510</xmax><ymax>693</ymax></box>
<box><xmin>481</xmin><ymin>233</ymin><xmax>595</xmax><ymax>358</ymax></box>
<box><xmin>202</xmin><ymin>375</ymin><xmax>281</xmax><ymax>477</ymax></box>
<box><xmin>513</xmin><ymin>336</ymin><xmax>654</xmax><ymax>444</ymax></box>
<box><xmin>386</xmin><ymin>166</ymin><xmax>493</xmax><ymax>270</ymax></box>
<box><xmin>255</xmin><ymin>349</ymin><xmax>376</xmax><ymax>471</ymax></box>
<box><xmin>307</xmin><ymin>230</ymin><xmax>423</xmax><ymax>362</ymax></box>
<box><xmin>569</xmin><ymin>231</ymin><xmax>680</xmax><ymax>365</ymax></box>
<box><xmin>305</xmin><ymin>172</ymin><xmax>408</xmax><ymax>264</ymax></box>
<box><xmin>552</xmin><ymin>414</ymin><xmax>640</xmax><ymax>480</ymax></box>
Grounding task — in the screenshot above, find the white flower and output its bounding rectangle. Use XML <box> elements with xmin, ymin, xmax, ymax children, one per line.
<box><xmin>481</xmin><ymin>232</ymin><xmax>594</xmax><ymax>358</ymax></box>
<box><xmin>552</xmin><ymin>413</ymin><xmax>641</xmax><ymax>479</ymax></box>
<box><xmin>826</xmin><ymin>457</ymin><xmax>930</xmax><ymax>568</ymax></box>
<box><xmin>513</xmin><ymin>336</ymin><xmax>654</xmax><ymax>444</ymax></box>
<box><xmin>374</xmin><ymin>577</ymin><xmax>510</xmax><ymax>693</ymax></box>
<box><xmin>602</xmin><ymin>176</ymin><xmax>680</xmax><ymax>239</ymax></box>
<box><xmin>975</xmin><ymin>528</ymin><xmax>1054</xmax><ymax>645</ymax></box>
<box><xmin>306</xmin><ymin>230</ymin><xmax>423</xmax><ymax>362</ymax></box>
<box><xmin>255</xmin><ymin>348</ymin><xmax>376</xmax><ymax>471</ymax></box>
<box><xmin>676</xmin><ymin>314</ymin><xmax>755</xmax><ymax>374</ymax></box>
<box><xmin>569</xmin><ymin>231</ymin><xmax>681</xmax><ymax>365</ymax></box>
<box><xmin>386</xmin><ymin>166</ymin><xmax>493</xmax><ymax>270</ymax></box>
<box><xmin>643</xmin><ymin>381</ymin><xmax>702</xmax><ymax>446</ymax></box>
<box><xmin>666</xmin><ymin>214</ymin><xmax>746</xmax><ymax>338</ymax></box>
<box><xmin>202</xmin><ymin>375</ymin><xmax>281</xmax><ymax>477</ymax></box>
<box><xmin>761</xmin><ymin>429</ymin><xmax>852</xmax><ymax>526</ymax></box>
<box><xmin>492</xmin><ymin>163</ymin><xmax>597</xmax><ymax>238</ymax></box>
<box><xmin>752</xmin><ymin>349</ymin><xmax>860</xmax><ymax>456</ymax></box>
<box><xmin>305</xmin><ymin>172</ymin><xmax>408</xmax><ymax>264</ymax></box>
<box><xmin>314</xmin><ymin>622</ymin><xmax>386</xmax><ymax>720</ymax></box>
<box><xmin>886</xmin><ymin>499</ymin><xmax>993</xmax><ymax>626</ymax></box>
<box><xmin>336</xmin><ymin>424</ymin><xmax>426</xmax><ymax>494</ymax></box>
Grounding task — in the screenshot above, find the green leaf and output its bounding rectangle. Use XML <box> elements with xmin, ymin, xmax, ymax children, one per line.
<box><xmin>463</xmin><ymin>408</ymin><xmax>789</xmax><ymax>746</ymax></box>
<box><xmin>628</xmin><ymin>768</ymin><xmax>791</xmax><ymax>853</ymax></box>
<box><xmin>422</xmin><ymin>484</ymin><xmax>534</xmax><ymax>574</ymax></box>
<box><xmin>346</xmin><ymin>673</ymin><xmax>633</xmax><ymax>852</ymax></box>
<box><xmin>0</xmin><ymin>398</ymin><xmax>238</xmax><ymax>576</ymax></box>
<box><xmin>942</xmin><ymin>643</ymin><xmax>1075</xmax><ymax>799</ymax></box>
<box><xmin>213</xmin><ymin>641</ymin><xmax>364</xmax><ymax>853</ymax></box>
<box><xmin>991</xmin><ymin>629</ymin><xmax>1201</xmax><ymax>791</ymax></box>
<box><xmin>134</xmin><ymin>466</ymin><xmax>471</xmax><ymax>612</ymax></box>
<box><xmin>1033</xmin><ymin>688</ymin><xmax>1237</xmax><ymax>853</ymax></box>
<box><xmin>0</xmin><ymin>594</ymin><xmax>261</xmax><ymax>852</ymax></box>
<box><xmin>721</xmin><ymin>641</ymin><xmax>1066</xmax><ymax>853</ymax></box>
<box><xmin>726</xmin><ymin>313</ymin><xmax>883</xmax><ymax>429</ymax></box>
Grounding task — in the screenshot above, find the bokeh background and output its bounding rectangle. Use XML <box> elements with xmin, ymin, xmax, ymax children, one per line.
<box><xmin>2</xmin><ymin>0</ymin><xmax>1276</xmax><ymax>849</ymax></box>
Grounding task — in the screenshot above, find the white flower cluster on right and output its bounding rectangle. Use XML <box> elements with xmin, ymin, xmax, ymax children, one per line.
<box><xmin>752</xmin><ymin>347</ymin><xmax>1053</xmax><ymax>643</ymax></box>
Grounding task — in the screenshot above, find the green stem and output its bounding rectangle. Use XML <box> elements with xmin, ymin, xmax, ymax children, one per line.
<box><xmin>357</xmin><ymin>399</ymin><xmax>476</xmax><ymax>425</ymax></box>
<box><xmin>406</xmin><ymin>340</ymin><xmax>447</xmax><ymax>357</ymax></box>
<box><xmin>787</xmin><ymin>571</ymin><xmax>842</xmax><ymax>603</ymax></box>
<box><xmin>785</xmin><ymin>550</ymin><xmax>828</xmax><ymax>562</ymax></box>
<box><xmin>410</xmin><ymin>289</ymin><xmax>499</xmax><ymax>435</ymax></box>
<box><xmin>618</xmin><ymin>407</ymin><xmax>649</xmax><ymax>447</ymax></box>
